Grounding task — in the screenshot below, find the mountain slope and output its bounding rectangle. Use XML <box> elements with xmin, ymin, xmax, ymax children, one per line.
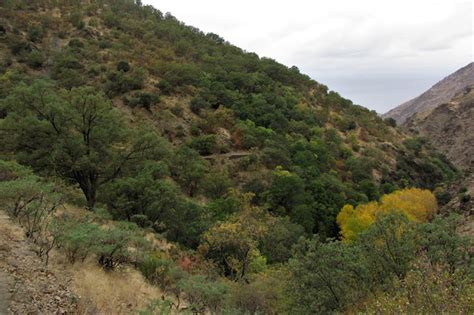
<box><xmin>383</xmin><ymin>62</ymin><xmax>474</xmax><ymax>124</ymax></box>
<box><xmin>405</xmin><ymin>86</ymin><xmax>474</xmax><ymax>172</ymax></box>
<box><xmin>405</xmin><ymin>86</ymin><xmax>474</xmax><ymax>215</ymax></box>
<box><xmin>0</xmin><ymin>1</ymin><xmax>469</xmax><ymax>314</ymax></box>
<box><xmin>0</xmin><ymin>0</ymin><xmax>458</xmax><ymax>240</ymax></box>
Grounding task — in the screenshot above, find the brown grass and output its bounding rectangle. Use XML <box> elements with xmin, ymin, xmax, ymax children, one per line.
<box><xmin>70</xmin><ymin>262</ymin><xmax>163</xmax><ymax>314</ymax></box>
<box><xmin>48</xmin><ymin>204</ymin><xmax>175</xmax><ymax>314</ymax></box>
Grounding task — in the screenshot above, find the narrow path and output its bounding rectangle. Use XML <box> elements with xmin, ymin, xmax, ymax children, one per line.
<box><xmin>203</xmin><ymin>151</ymin><xmax>252</xmax><ymax>160</ymax></box>
<box><xmin>0</xmin><ymin>211</ymin><xmax>77</xmax><ymax>314</ymax></box>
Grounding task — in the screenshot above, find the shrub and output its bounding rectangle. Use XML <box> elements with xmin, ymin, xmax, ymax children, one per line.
<box><xmin>54</xmin><ymin>218</ymin><xmax>102</xmax><ymax>263</ymax></box>
<box><xmin>190</xmin><ymin>96</ymin><xmax>210</xmax><ymax>115</ymax></box>
<box><xmin>68</xmin><ymin>38</ymin><xmax>84</xmax><ymax>49</ymax></box>
<box><xmin>125</xmin><ymin>92</ymin><xmax>160</xmax><ymax>110</ymax></box>
<box><xmin>156</xmin><ymin>79</ymin><xmax>172</xmax><ymax>94</ymax></box>
<box><xmin>178</xmin><ymin>275</ymin><xmax>229</xmax><ymax>314</ymax></box>
<box><xmin>460</xmin><ymin>193</ymin><xmax>470</xmax><ymax>203</ymax></box>
<box><xmin>130</xmin><ymin>214</ymin><xmax>153</xmax><ymax>228</ymax></box>
<box><xmin>117</xmin><ymin>61</ymin><xmax>130</xmax><ymax>72</ymax></box>
<box><xmin>0</xmin><ymin>161</ymin><xmax>61</xmax><ymax>239</ymax></box>
<box><xmin>22</xmin><ymin>50</ymin><xmax>45</xmax><ymax>69</ymax></box>
<box><xmin>139</xmin><ymin>253</ymin><xmax>175</xmax><ymax>288</ymax></box>
<box><xmin>201</xmin><ymin>172</ymin><xmax>232</xmax><ymax>199</ymax></box>
<box><xmin>384</xmin><ymin>117</ymin><xmax>397</xmax><ymax>127</ymax></box>
<box><xmin>95</xmin><ymin>222</ymin><xmax>143</xmax><ymax>270</ymax></box>
<box><xmin>98</xmin><ymin>40</ymin><xmax>111</xmax><ymax>49</ymax></box>
<box><xmin>170</xmin><ymin>104</ymin><xmax>184</xmax><ymax>117</ymax></box>
<box><xmin>434</xmin><ymin>189</ymin><xmax>452</xmax><ymax>205</ymax></box>
<box><xmin>10</xmin><ymin>40</ymin><xmax>32</xmax><ymax>56</ymax></box>
<box><xmin>69</xmin><ymin>11</ymin><xmax>85</xmax><ymax>29</ymax></box>
<box><xmin>105</xmin><ymin>68</ymin><xmax>145</xmax><ymax>95</ymax></box>
<box><xmin>27</xmin><ymin>25</ymin><xmax>44</xmax><ymax>42</ymax></box>
<box><xmin>188</xmin><ymin>135</ymin><xmax>217</xmax><ymax>156</ymax></box>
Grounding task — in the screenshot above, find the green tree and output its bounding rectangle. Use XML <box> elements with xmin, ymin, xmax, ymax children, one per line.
<box><xmin>1</xmin><ymin>80</ymin><xmax>164</xmax><ymax>208</ymax></box>
<box><xmin>170</xmin><ymin>146</ymin><xmax>209</xmax><ymax>197</ymax></box>
<box><xmin>199</xmin><ymin>192</ymin><xmax>271</xmax><ymax>280</ymax></box>
<box><xmin>288</xmin><ymin>237</ymin><xmax>370</xmax><ymax>313</ymax></box>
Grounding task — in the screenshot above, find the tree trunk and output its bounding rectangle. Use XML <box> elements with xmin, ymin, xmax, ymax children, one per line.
<box><xmin>85</xmin><ymin>186</ymin><xmax>96</xmax><ymax>210</ymax></box>
<box><xmin>74</xmin><ymin>171</ymin><xmax>98</xmax><ymax>210</ymax></box>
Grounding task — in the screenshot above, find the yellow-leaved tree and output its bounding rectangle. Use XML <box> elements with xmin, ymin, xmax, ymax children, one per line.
<box><xmin>337</xmin><ymin>188</ymin><xmax>437</xmax><ymax>242</ymax></box>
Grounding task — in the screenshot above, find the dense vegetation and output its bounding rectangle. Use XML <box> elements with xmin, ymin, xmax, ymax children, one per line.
<box><xmin>0</xmin><ymin>1</ymin><xmax>471</xmax><ymax>313</ymax></box>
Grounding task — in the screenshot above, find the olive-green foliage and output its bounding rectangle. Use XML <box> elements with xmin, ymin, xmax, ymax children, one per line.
<box><xmin>0</xmin><ymin>160</ymin><xmax>62</xmax><ymax>264</ymax></box>
<box><xmin>1</xmin><ymin>80</ymin><xmax>166</xmax><ymax>208</ymax></box>
<box><xmin>170</xmin><ymin>146</ymin><xmax>209</xmax><ymax>197</ymax></box>
<box><xmin>95</xmin><ymin>221</ymin><xmax>149</xmax><ymax>270</ymax></box>
<box><xmin>288</xmin><ymin>212</ymin><xmax>472</xmax><ymax>313</ymax></box>
<box><xmin>288</xmin><ymin>237</ymin><xmax>370</xmax><ymax>313</ymax></box>
<box><xmin>138</xmin><ymin>253</ymin><xmax>175</xmax><ymax>288</ymax></box>
<box><xmin>1</xmin><ymin>0</ymin><xmax>456</xmax><ymax>243</ymax></box>
<box><xmin>416</xmin><ymin>214</ymin><xmax>471</xmax><ymax>271</ymax></box>
<box><xmin>105</xmin><ymin>67</ymin><xmax>146</xmax><ymax>95</ymax></box>
<box><xmin>178</xmin><ymin>275</ymin><xmax>229</xmax><ymax>314</ymax></box>
<box><xmin>53</xmin><ymin>214</ymin><xmax>150</xmax><ymax>269</ymax></box>
<box><xmin>201</xmin><ymin>172</ymin><xmax>232</xmax><ymax>199</ymax></box>
<box><xmin>260</xmin><ymin>217</ymin><xmax>305</xmax><ymax>264</ymax></box>
<box><xmin>360</xmin><ymin>255</ymin><xmax>473</xmax><ymax>314</ymax></box>
<box><xmin>188</xmin><ymin>135</ymin><xmax>217</xmax><ymax>156</ymax></box>
<box><xmin>0</xmin><ymin>160</ymin><xmax>62</xmax><ymax>241</ymax></box>
<box><xmin>124</xmin><ymin>91</ymin><xmax>160</xmax><ymax>110</ymax></box>
<box><xmin>52</xmin><ymin>216</ymin><xmax>102</xmax><ymax>263</ymax></box>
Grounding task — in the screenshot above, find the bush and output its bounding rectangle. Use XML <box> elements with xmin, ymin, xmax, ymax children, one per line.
<box><xmin>139</xmin><ymin>254</ymin><xmax>175</xmax><ymax>288</ymax></box>
<box><xmin>68</xmin><ymin>38</ymin><xmax>84</xmax><ymax>49</ymax></box>
<box><xmin>156</xmin><ymin>79</ymin><xmax>172</xmax><ymax>95</ymax></box>
<box><xmin>22</xmin><ymin>50</ymin><xmax>45</xmax><ymax>69</ymax></box>
<box><xmin>117</xmin><ymin>61</ymin><xmax>130</xmax><ymax>72</ymax></box>
<box><xmin>460</xmin><ymin>193</ymin><xmax>470</xmax><ymax>203</ymax></box>
<box><xmin>459</xmin><ymin>186</ymin><xmax>468</xmax><ymax>194</ymax></box>
<box><xmin>178</xmin><ymin>275</ymin><xmax>229</xmax><ymax>314</ymax></box>
<box><xmin>188</xmin><ymin>135</ymin><xmax>217</xmax><ymax>156</ymax></box>
<box><xmin>106</xmin><ymin>68</ymin><xmax>145</xmax><ymax>95</ymax></box>
<box><xmin>53</xmin><ymin>218</ymin><xmax>102</xmax><ymax>263</ymax></box>
<box><xmin>98</xmin><ymin>40</ymin><xmax>111</xmax><ymax>49</ymax></box>
<box><xmin>190</xmin><ymin>96</ymin><xmax>210</xmax><ymax>115</ymax></box>
<box><xmin>435</xmin><ymin>190</ymin><xmax>452</xmax><ymax>205</ymax></box>
<box><xmin>125</xmin><ymin>92</ymin><xmax>160</xmax><ymax>110</ymax></box>
<box><xmin>201</xmin><ymin>172</ymin><xmax>232</xmax><ymax>199</ymax></box>
<box><xmin>130</xmin><ymin>214</ymin><xmax>153</xmax><ymax>228</ymax></box>
<box><xmin>27</xmin><ymin>25</ymin><xmax>44</xmax><ymax>42</ymax></box>
<box><xmin>384</xmin><ymin>117</ymin><xmax>397</xmax><ymax>127</ymax></box>
<box><xmin>10</xmin><ymin>40</ymin><xmax>32</xmax><ymax>56</ymax></box>
<box><xmin>95</xmin><ymin>222</ymin><xmax>145</xmax><ymax>270</ymax></box>
<box><xmin>69</xmin><ymin>11</ymin><xmax>85</xmax><ymax>29</ymax></box>
<box><xmin>0</xmin><ymin>161</ymin><xmax>61</xmax><ymax>240</ymax></box>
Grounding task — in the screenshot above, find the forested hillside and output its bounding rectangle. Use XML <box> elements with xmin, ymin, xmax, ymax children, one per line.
<box><xmin>0</xmin><ymin>1</ymin><xmax>471</xmax><ymax>313</ymax></box>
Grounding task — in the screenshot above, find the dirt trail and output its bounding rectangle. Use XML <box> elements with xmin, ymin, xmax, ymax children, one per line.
<box><xmin>0</xmin><ymin>211</ymin><xmax>77</xmax><ymax>314</ymax></box>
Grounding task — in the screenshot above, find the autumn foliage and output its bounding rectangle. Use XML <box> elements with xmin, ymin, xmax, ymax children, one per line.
<box><xmin>337</xmin><ymin>188</ymin><xmax>437</xmax><ymax>241</ymax></box>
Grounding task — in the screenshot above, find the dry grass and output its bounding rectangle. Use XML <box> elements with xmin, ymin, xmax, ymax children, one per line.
<box><xmin>48</xmin><ymin>204</ymin><xmax>174</xmax><ymax>314</ymax></box>
<box><xmin>70</xmin><ymin>262</ymin><xmax>163</xmax><ymax>314</ymax></box>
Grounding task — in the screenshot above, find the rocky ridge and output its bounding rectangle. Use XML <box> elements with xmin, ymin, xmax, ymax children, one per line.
<box><xmin>383</xmin><ymin>62</ymin><xmax>474</xmax><ymax>124</ymax></box>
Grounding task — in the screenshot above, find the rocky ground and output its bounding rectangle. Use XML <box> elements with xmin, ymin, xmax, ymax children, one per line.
<box><xmin>0</xmin><ymin>211</ymin><xmax>78</xmax><ymax>314</ymax></box>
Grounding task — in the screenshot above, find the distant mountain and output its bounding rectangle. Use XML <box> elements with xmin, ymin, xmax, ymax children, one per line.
<box><xmin>383</xmin><ymin>62</ymin><xmax>474</xmax><ymax>124</ymax></box>
<box><xmin>405</xmin><ymin>86</ymin><xmax>474</xmax><ymax>172</ymax></box>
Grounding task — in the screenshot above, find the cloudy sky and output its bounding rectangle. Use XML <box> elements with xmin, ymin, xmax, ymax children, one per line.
<box><xmin>143</xmin><ymin>0</ymin><xmax>473</xmax><ymax>113</ymax></box>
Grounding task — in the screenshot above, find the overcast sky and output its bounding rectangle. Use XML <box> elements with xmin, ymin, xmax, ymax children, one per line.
<box><xmin>143</xmin><ymin>0</ymin><xmax>473</xmax><ymax>113</ymax></box>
